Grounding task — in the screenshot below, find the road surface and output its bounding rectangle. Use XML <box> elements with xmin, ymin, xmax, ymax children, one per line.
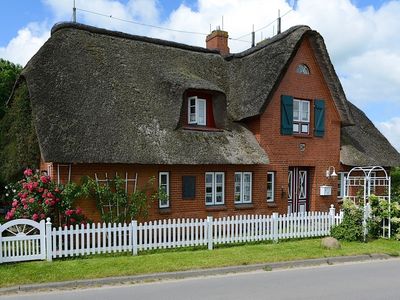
<box><xmin>3</xmin><ymin>259</ymin><xmax>400</xmax><ymax>300</ymax></box>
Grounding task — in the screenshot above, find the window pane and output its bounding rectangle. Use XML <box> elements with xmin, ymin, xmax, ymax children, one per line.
<box><xmin>206</xmin><ymin>174</ymin><xmax>213</xmax><ymax>183</ymax></box>
<box><xmin>293</xmin><ymin>123</ymin><xmax>299</xmax><ymax>132</ymax></box>
<box><xmin>293</xmin><ymin>100</ymin><xmax>300</xmax><ymax>121</ymax></box>
<box><xmin>216</xmin><ymin>173</ymin><xmax>223</xmax><ymax>183</ymax></box>
<box><xmin>301</xmin><ymin>101</ymin><xmax>309</xmax><ymax>121</ymax></box>
<box><xmin>235</xmin><ymin>173</ymin><xmax>241</xmax><ymax>202</ymax></box>
<box><xmin>267</xmin><ymin>172</ymin><xmax>274</xmax><ymax>202</ymax></box>
<box><xmin>301</xmin><ymin>124</ymin><xmax>308</xmax><ymax>133</ymax></box>
<box><xmin>197</xmin><ymin>99</ymin><xmax>206</xmax><ymax>125</ymax></box>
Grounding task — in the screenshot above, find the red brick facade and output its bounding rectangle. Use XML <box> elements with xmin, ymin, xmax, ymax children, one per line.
<box><xmin>41</xmin><ymin>37</ymin><xmax>344</xmax><ymax>222</ymax></box>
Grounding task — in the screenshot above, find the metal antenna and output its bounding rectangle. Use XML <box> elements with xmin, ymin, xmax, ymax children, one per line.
<box><xmin>277</xmin><ymin>9</ymin><xmax>281</xmax><ymax>34</ymax></box>
<box><xmin>222</xmin><ymin>16</ymin><xmax>224</xmax><ymax>30</ymax></box>
<box><xmin>251</xmin><ymin>24</ymin><xmax>255</xmax><ymax>47</ymax></box>
<box><xmin>73</xmin><ymin>0</ymin><xmax>77</xmax><ymax>23</ymax></box>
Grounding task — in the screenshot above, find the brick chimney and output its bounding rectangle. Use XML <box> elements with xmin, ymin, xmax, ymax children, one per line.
<box><xmin>206</xmin><ymin>28</ymin><xmax>230</xmax><ymax>55</ymax></box>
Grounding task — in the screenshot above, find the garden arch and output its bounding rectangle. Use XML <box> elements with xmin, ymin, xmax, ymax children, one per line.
<box><xmin>345</xmin><ymin>166</ymin><xmax>391</xmax><ymax>238</ymax></box>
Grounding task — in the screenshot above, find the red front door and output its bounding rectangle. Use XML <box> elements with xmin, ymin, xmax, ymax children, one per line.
<box><xmin>288</xmin><ymin>167</ymin><xmax>308</xmax><ymax>214</ymax></box>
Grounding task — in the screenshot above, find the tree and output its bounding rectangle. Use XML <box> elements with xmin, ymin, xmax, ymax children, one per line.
<box><xmin>0</xmin><ymin>59</ymin><xmax>22</xmax><ymax>119</ymax></box>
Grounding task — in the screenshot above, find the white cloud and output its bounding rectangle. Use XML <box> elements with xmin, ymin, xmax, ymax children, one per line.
<box><xmin>376</xmin><ymin>118</ymin><xmax>400</xmax><ymax>151</ymax></box>
<box><xmin>0</xmin><ymin>22</ymin><xmax>50</xmax><ymax>66</ymax></box>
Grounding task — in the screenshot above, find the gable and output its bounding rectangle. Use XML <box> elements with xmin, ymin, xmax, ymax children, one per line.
<box><xmin>227</xmin><ymin>28</ymin><xmax>353</xmax><ymax>127</ymax></box>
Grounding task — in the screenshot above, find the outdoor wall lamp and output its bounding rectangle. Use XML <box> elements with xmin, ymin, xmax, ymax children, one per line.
<box><xmin>326</xmin><ymin>166</ymin><xmax>337</xmax><ymax>178</ymax></box>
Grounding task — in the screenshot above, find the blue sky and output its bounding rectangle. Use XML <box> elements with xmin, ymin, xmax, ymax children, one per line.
<box><xmin>0</xmin><ymin>0</ymin><xmax>400</xmax><ymax>150</ymax></box>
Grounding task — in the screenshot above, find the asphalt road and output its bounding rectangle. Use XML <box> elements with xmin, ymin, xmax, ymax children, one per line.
<box><xmin>3</xmin><ymin>259</ymin><xmax>400</xmax><ymax>300</ymax></box>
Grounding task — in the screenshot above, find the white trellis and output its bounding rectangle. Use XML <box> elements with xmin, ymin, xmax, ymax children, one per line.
<box><xmin>345</xmin><ymin>166</ymin><xmax>391</xmax><ymax>238</ymax></box>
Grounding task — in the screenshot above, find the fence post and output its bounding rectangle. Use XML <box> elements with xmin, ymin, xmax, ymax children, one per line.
<box><xmin>207</xmin><ymin>216</ymin><xmax>213</xmax><ymax>250</ymax></box>
<box><xmin>329</xmin><ymin>204</ymin><xmax>335</xmax><ymax>228</ymax></box>
<box><xmin>45</xmin><ymin>218</ymin><xmax>52</xmax><ymax>262</ymax></box>
<box><xmin>272</xmin><ymin>212</ymin><xmax>279</xmax><ymax>243</ymax></box>
<box><xmin>132</xmin><ymin>220</ymin><xmax>138</xmax><ymax>256</ymax></box>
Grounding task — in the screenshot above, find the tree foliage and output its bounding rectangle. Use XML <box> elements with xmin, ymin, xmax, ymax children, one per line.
<box><xmin>0</xmin><ymin>58</ymin><xmax>22</xmax><ymax>119</ymax></box>
<box><xmin>0</xmin><ymin>81</ymin><xmax>40</xmax><ymax>185</ymax></box>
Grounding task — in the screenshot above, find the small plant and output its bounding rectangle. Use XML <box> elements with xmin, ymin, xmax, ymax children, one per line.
<box><xmin>80</xmin><ymin>176</ymin><xmax>158</xmax><ymax>223</ymax></box>
<box><xmin>3</xmin><ymin>169</ymin><xmax>89</xmax><ymax>227</ymax></box>
<box><xmin>368</xmin><ymin>194</ymin><xmax>400</xmax><ymax>239</ymax></box>
<box><xmin>331</xmin><ymin>199</ymin><xmax>364</xmax><ymax>242</ymax></box>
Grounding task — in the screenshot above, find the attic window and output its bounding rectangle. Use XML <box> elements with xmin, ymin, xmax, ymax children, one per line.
<box><xmin>188</xmin><ymin>96</ymin><xmax>206</xmax><ymax>126</ymax></box>
<box><xmin>296</xmin><ymin>64</ymin><xmax>310</xmax><ymax>75</ymax></box>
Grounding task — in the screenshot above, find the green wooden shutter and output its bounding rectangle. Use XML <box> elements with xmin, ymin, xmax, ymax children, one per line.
<box><xmin>314</xmin><ymin>99</ymin><xmax>325</xmax><ymax>137</ymax></box>
<box><xmin>281</xmin><ymin>95</ymin><xmax>293</xmax><ymax>135</ymax></box>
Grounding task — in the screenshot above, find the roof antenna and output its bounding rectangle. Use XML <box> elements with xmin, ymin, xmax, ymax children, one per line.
<box><xmin>277</xmin><ymin>9</ymin><xmax>281</xmax><ymax>34</ymax></box>
<box><xmin>72</xmin><ymin>0</ymin><xmax>77</xmax><ymax>23</ymax></box>
<box><xmin>221</xmin><ymin>16</ymin><xmax>224</xmax><ymax>30</ymax></box>
<box><xmin>251</xmin><ymin>24</ymin><xmax>255</xmax><ymax>47</ymax></box>
<box><xmin>209</xmin><ymin>24</ymin><xmax>211</xmax><ymax>33</ymax></box>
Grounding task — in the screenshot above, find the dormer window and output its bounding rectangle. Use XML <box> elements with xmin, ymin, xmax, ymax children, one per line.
<box><xmin>296</xmin><ymin>64</ymin><xmax>310</xmax><ymax>75</ymax></box>
<box><xmin>188</xmin><ymin>96</ymin><xmax>206</xmax><ymax>126</ymax></box>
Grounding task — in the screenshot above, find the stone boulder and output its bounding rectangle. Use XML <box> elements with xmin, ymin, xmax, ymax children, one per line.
<box><xmin>321</xmin><ymin>237</ymin><xmax>341</xmax><ymax>249</ymax></box>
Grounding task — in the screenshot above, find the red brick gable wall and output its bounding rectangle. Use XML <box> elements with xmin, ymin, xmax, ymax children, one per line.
<box><xmin>247</xmin><ymin>36</ymin><xmax>341</xmax><ymax>212</ymax></box>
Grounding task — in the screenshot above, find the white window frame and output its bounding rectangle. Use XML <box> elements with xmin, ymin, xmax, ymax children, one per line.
<box><xmin>267</xmin><ymin>172</ymin><xmax>275</xmax><ymax>202</ymax></box>
<box><xmin>234</xmin><ymin>172</ymin><xmax>252</xmax><ymax>204</ymax></box>
<box><xmin>158</xmin><ymin>172</ymin><xmax>170</xmax><ymax>208</ymax></box>
<box><xmin>293</xmin><ymin>99</ymin><xmax>310</xmax><ymax>134</ymax></box>
<box><xmin>337</xmin><ymin>172</ymin><xmax>348</xmax><ymax>198</ymax></box>
<box><xmin>188</xmin><ymin>96</ymin><xmax>207</xmax><ymax>126</ymax></box>
<box><xmin>205</xmin><ymin>172</ymin><xmax>225</xmax><ymax>205</ymax></box>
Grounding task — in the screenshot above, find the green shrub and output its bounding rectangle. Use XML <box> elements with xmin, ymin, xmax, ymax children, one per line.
<box><xmin>331</xmin><ymin>199</ymin><xmax>364</xmax><ymax>241</ymax></box>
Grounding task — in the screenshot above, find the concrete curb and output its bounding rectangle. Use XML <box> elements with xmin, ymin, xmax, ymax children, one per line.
<box><xmin>0</xmin><ymin>254</ymin><xmax>394</xmax><ymax>295</ymax></box>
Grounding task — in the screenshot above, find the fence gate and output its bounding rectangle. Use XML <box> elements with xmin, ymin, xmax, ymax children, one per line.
<box><xmin>0</xmin><ymin>219</ymin><xmax>46</xmax><ymax>263</ymax></box>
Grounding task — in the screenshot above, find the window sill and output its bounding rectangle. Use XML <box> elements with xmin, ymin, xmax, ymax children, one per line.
<box><xmin>293</xmin><ymin>134</ymin><xmax>312</xmax><ymax>138</ymax></box>
<box><xmin>183</xmin><ymin>126</ymin><xmax>223</xmax><ymax>132</ymax></box>
<box><xmin>158</xmin><ymin>207</ymin><xmax>171</xmax><ymax>214</ymax></box>
<box><xmin>234</xmin><ymin>203</ymin><xmax>254</xmax><ymax>210</ymax></box>
<box><xmin>205</xmin><ymin>205</ymin><xmax>227</xmax><ymax>211</ymax></box>
<box><xmin>266</xmin><ymin>202</ymin><xmax>277</xmax><ymax>208</ymax></box>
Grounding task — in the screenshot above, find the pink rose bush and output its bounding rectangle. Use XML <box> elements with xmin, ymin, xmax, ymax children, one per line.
<box><xmin>4</xmin><ymin>169</ymin><xmax>89</xmax><ymax>227</ymax></box>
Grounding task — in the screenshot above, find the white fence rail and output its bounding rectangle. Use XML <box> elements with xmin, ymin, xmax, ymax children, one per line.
<box><xmin>0</xmin><ymin>206</ymin><xmax>343</xmax><ymax>263</ymax></box>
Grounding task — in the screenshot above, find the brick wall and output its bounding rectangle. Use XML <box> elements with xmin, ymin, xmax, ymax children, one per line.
<box><xmin>245</xmin><ymin>36</ymin><xmax>342</xmax><ymax>213</ymax></box>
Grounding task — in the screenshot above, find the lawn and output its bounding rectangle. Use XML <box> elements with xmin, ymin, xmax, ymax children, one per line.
<box><xmin>0</xmin><ymin>238</ymin><xmax>399</xmax><ymax>288</ymax></box>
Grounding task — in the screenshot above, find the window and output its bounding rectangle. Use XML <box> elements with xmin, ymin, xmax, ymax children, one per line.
<box><xmin>188</xmin><ymin>96</ymin><xmax>206</xmax><ymax>126</ymax></box>
<box><xmin>296</xmin><ymin>64</ymin><xmax>310</xmax><ymax>75</ymax></box>
<box><xmin>159</xmin><ymin>172</ymin><xmax>170</xmax><ymax>208</ymax></box>
<box><xmin>337</xmin><ymin>172</ymin><xmax>348</xmax><ymax>198</ymax></box>
<box><xmin>293</xmin><ymin>99</ymin><xmax>310</xmax><ymax>134</ymax></box>
<box><xmin>234</xmin><ymin>172</ymin><xmax>252</xmax><ymax>204</ymax></box>
<box><xmin>267</xmin><ymin>172</ymin><xmax>275</xmax><ymax>202</ymax></box>
<box><xmin>205</xmin><ymin>172</ymin><xmax>224</xmax><ymax>205</ymax></box>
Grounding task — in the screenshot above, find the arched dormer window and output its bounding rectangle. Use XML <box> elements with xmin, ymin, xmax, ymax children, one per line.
<box><xmin>296</xmin><ymin>64</ymin><xmax>310</xmax><ymax>75</ymax></box>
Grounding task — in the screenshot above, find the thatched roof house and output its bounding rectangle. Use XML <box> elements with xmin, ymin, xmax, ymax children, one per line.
<box><xmin>7</xmin><ymin>22</ymin><xmax>400</xmax><ymax>220</ymax></box>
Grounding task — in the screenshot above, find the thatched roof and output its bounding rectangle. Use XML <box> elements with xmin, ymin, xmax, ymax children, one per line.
<box><xmin>17</xmin><ymin>22</ymin><xmax>396</xmax><ymax>166</ymax></box>
<box><xmin>21</xmin><ymin>22</ymin><xmax>268</xmax><ymax>164</ymax></box>
<box><xmin>341</xmin><ymin>102</ymin><xmax>400</xmax><ymax>167</ymax></box>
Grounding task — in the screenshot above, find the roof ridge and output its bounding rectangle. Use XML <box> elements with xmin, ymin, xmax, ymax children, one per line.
<box><xmin>225</xmin><ymin>25</ymin><xmax>311</xmax><ymax>60</ymax></box>
<box><xmin>51</xmin><ymin>22</ymin><xmax>221</xmax><ymax>55</ymax></box>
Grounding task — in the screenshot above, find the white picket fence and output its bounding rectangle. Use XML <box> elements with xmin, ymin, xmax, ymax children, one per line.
<box><xmin>0</xmin><ymin>206</ymin><xmax>343</xmax><ymax>263</ymax></box>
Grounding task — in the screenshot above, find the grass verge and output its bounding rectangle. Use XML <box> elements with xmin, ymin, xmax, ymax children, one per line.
<box><xmin>0</xmin><ymin>238</ymin><xmax>399</xmax><ymax>288</ymax></box>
